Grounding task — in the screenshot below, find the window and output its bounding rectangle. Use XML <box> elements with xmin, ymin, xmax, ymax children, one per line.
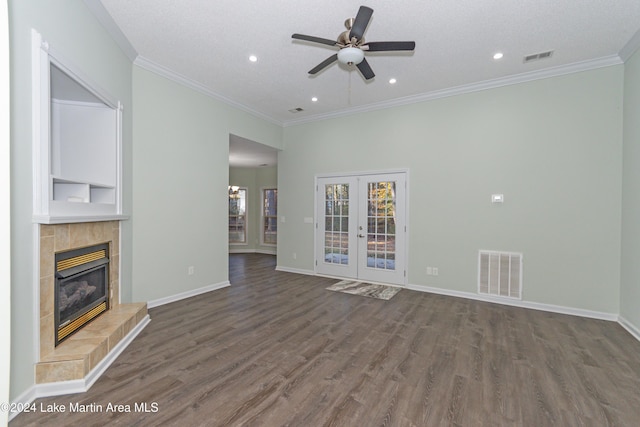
<box><xmin>262</xmin><ymin>188</ymin><xmax>277</xmax><ymax>245</ymax></box>
<box><xmin>229</xmin><ymin>187</ymin><xmax>247</xmax><ymax>243</ymax></box>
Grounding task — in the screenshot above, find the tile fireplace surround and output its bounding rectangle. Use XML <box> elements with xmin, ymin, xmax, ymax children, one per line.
<box><xmin>37</xmin><ymin>221</ymin><xmax>147</xmax><ymax>384</ymax></box>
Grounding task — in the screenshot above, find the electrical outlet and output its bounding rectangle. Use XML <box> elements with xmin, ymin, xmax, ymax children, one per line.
<box><xmin>433</xmin><ymin>267</ymin><xmax>439</xmax><ymax>276</ymax></box>
<box><xmin>426</xmin><ymin>267</ymin><xmax>432</xmax><ymax>275</ymax></box>
<box><xmin>188</xmin><ymin>266</ymin><xmax>195</xmax><ymax>275</ymax></box>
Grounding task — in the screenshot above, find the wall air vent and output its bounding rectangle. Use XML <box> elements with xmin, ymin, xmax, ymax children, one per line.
<box><xmin>478</xmin><ymin>250</ymin><xmax>522</xmax><ymax>299</ymax></box>
<box><xmin>288</xmin><ymin>107</ymin><xmax>304</xmax><ymax>113</ymax></box>
<box><xmin>523</xmin><ymin>50</ymin><xmax>554</xmax><ymax>63</ymax></box>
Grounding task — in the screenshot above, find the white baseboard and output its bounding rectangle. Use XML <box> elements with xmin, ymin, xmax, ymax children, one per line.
<box><xmin>8</xmin><ymin>314</ymin><xmax>150</xmax><ymax>422</ymax></box>
<box><xmin>275</xmin><ymin>265</ymin><xmax>315</xmax><ymax>276</ymax></box>
<box><xmin>618</xmin><ymin>315</ymin><xmax>640</xmax><ymax>342</ymax></box>
<box><xmin>406</xmin><ymin>283</ymin><xmax>618</xmax><ymax>321</ymax></box>
<box><xmin>147</xmin><ymin>281</ymin><xmax>230</xmax><ymax>309</ymax></box>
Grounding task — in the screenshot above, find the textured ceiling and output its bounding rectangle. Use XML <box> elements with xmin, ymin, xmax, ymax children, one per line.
<box><xmin>95</xmin><ymin>0</ymin><xmax>640</xmax><ymax>166</ymax></box>
<box><xmin>98</xmin><ymin>0</ymin><xmax>640</xmax><ymax>128</ymax></box>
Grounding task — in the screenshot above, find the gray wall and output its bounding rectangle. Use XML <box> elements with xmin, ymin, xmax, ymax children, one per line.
<box><xmin>621</xmin><ymin>47</ymin><xmax>640</xmax><ymax>331</ymax></box>
<box><xmin>131</xmin><ymin>67</ymin><xmax>281</xmax><ymax>302</ymax></box>
<box><xmin>9</xmin><ymin>0</ymin><xmax>133</xmax><ymax>400</ymax></box>
<box><xmin>278</xmin><ymin>66</ymin><xmax>624</xmax><ymax>315</ymax></box>
<box><xmin>2</xmin><ymin>2</ymin><xmax>11</xmax><ymax>423</ymax></box>
<box><xmin>229</xmin><ymin>166</ymin><xmax>278</xmax><ymax>254</ymax></box>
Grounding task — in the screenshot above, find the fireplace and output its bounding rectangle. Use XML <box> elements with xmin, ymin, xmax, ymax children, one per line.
<box><xmin>55</xmin><ymin>243</ymin><xmax>110</xmax><ymax>345</ymax></box>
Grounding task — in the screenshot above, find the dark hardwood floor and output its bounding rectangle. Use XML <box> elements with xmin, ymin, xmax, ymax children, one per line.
<box><xmin>11</xmin><ymin>253</ymin><xmax>640</xmax><ymax>426</ymax></box>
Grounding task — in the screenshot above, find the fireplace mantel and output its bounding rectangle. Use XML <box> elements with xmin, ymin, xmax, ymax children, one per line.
<box><xmin>34</xmin><ymin>214</ymin><xmax>129</xmax><ymax>225</ymax></box>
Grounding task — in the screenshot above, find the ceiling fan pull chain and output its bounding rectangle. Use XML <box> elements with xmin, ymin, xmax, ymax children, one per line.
<box><xmin>348</xmin><ymin>70</ymin><xmax>352</xmax><ymax>106</ymax></box>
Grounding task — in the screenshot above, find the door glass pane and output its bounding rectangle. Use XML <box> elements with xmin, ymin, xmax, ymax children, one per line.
<box><xmin>324</xmin><ymin>183</ymin><xmax>349</xmax><ymax>265</ymax></box>
<box><xmin>366</xmin><ymin>181</ymin><xmax>396</xmax><ymax>270</ymax></box>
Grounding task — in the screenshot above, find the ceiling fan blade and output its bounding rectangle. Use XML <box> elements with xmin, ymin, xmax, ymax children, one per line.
<box><xmin>363</xmin><ymin>41</ymin><xmax>416</xmax><ymax>52</ymax></box>
<box><xmin>356</xmin><ymin>58</ymin><xmax>375</xmax><ymax>80</ymax></box>
<box><xmin>309</xmin><ymin>54</ymin><xmax>338</xmax><ymax>74</ymax></box>
<box><xmin>292</xmin><ymin>33</ymin><xmax>338</xmax><ymax>47</ymax></box>
<box><xmin>349</xmin><ymin>6</ymin><xmax>373</xmax><ymax>42</ymax></box>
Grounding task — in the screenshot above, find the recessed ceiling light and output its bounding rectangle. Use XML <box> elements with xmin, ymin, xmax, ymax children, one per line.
<box><xmin>389</xmin><ymin>78</ymin><xmax>397</xmax><ymax>84</ymax></box>
<box><xmin>311</xmin><ymin>97</ymin><xmax>318</xmax><ymax>102</ymax></box>
<box><xmin>249</xmin><ymin>55</ymin><xmax>258</xmax><ymax>62</ymax></box>
<box><xmin>493</xmin><ymin>52</ymin><xmax>504</xmax><ymax>60</ymax></box>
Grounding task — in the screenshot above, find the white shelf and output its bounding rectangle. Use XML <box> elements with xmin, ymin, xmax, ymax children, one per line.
<box><xmin>52</xmin><ymin>176</ymin><xmax>116</xmax><ymax>204</ymax></box>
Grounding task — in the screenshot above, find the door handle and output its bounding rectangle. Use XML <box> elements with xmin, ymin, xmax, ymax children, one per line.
<box><xmin>358</xmin><ymin>234</ymin><xmax>365</xmax><ymax>238</ymax></box>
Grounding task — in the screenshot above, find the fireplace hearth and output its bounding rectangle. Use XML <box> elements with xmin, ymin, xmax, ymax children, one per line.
<box><xmin>55</xmin><ymin>243</ymin><xmax>110</xmax><ymax>345</ymax></box>
<box><xmin>36</xmin><ymin>222</ymin><xmax>148</xmax><ymax>386</ymax></box>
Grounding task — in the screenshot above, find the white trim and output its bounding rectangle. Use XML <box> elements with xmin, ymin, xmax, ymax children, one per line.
<box><xmin>620</xmin><ymin>29</ymin><xmax>640</xmax><ymax>62</ymax></box>
<box><xmin>316</xmin><ymin>168</ymin><xmax>410</xmax><ymax>179</ymax></box>
<box><xmin>82</xmin><ymin>0</ymin><xmax>138</xmax><ymax>62</ymax></box>
<box><xmin>118</xmin><ymin>225</ymin><xmax>122</xmax><ymax>305</ymax></box>
<box><xmin>275</xmin><ymin>265</ymin><xmax>315</xmax><ymax>276</ymax></box>
<box><xmin>8</xmin><ymin>315</ymin><xmax>150</xmax><ymax>422</ymax></box>
<box><xmin>406</xmin><ymin>283</ymin><xmax>618</xmax><ymax>321</ymax></box>
<box><xmin>283</xmin><ymin>55</ymin><xmax>622</xmax><ymax>127</ymax></box>
<box><xmin>132</xmin><ymin>50</ymin><xmax>622</xmax><ymax>129</ymax></box>
<box><xmin>31</xmin><ymin>29</ymin><xmax>49</xmax><ymax>219</ymax></box>
<box><xmin>51</xmin><ymin>98</ymin><xmax>112</xmax><ymax>108</ymax></box>
<box><xmin>33</xmin><ymin>214</ymin><xmax>129</xmax><ymax>224</ymax></box>
<box><xmin>133</xmin><ymin>56</ymin><xmax>281</xmax><ymax>126</ymax></box>
<box><xmin>1</xmin><ymin>2</ymin><xmax>10</xmax><ymax>424</ymax></box>
<box><xmin>146</xmin><ymin>281</ymin><xmax>231</xmax><ymax>309</ymax></box>
<box><xmin>618</xmin><ymin>316</ymin><xmax>640</xmax><ymax>342</ymax></box>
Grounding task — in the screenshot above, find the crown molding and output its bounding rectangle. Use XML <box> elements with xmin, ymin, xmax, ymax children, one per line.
<box><xmin>80</xmin><ymin>2</ymin><xmax>636</xmax><ymax>128</ymax></box>
<box><xmin>283</xmin><ymin>55</ymin><xmax>623</xmax><ymax>127</ymax></box>
<box><xmin>133</xmin><ymin>56</ymin><xmax>283</xmax><ymax>127</ymax></box>
<box><xmin>620</xmin><ymin>28</ymin><xmax>640</xmax><ymax>62</ymax></box>
<box><xmin>83</xmin><ymin>0</ymin><xmax>138</xmax><ymax>62</ymax></box>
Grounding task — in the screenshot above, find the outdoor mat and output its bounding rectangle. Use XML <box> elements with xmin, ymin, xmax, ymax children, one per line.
<box><xmin>326</xmin><ymin>280</ymin><xmax>401</xmax><ymax>300</ymax></box>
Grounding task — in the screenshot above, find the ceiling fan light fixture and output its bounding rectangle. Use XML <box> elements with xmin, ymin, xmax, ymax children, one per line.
<box><xmin>337</xmin><ymin>47</ymin><xmax>364</xmax><ymax>65</ymax></box>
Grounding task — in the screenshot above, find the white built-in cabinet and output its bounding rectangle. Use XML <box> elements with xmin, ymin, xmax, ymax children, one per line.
<box><xmin>32</xmin><ymin>30</ymin><xmax>126</xmax><ymax>223</ymax></box>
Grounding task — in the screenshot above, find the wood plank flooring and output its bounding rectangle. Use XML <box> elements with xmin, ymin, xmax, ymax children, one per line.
<box><xmin>10</xmin><ymin>253</ymin><xmax>640</xmax><ymax>426</ymax></box>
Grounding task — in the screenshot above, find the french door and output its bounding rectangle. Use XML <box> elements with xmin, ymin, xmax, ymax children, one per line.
<box><xmin>315</xmin><ymin>172</ymin><xmax>406</xmax><ymax>285</ymax></box>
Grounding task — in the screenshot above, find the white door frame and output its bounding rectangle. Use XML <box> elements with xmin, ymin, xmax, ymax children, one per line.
<box><xmin>314</xmin><ymin>169</ymin><xmax>409</xmax><ymax>286</ymax></box>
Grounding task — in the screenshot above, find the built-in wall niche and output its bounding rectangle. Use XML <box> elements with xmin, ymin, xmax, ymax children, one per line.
<box><xmin>32</xmin><ymin>30</ymin><xmax>126</xmax><ymax>223</ymax></box>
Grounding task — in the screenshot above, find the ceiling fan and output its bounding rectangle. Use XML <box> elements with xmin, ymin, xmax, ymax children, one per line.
<box><xmin>292</xmin><ymin>5</ymin><xmax>416</xmax><ymax>80</ymax></box>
